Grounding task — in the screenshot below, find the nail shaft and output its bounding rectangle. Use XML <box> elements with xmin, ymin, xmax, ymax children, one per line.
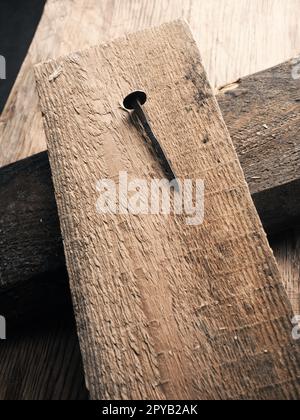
<box><xmin>134</xmin><ymin>100</ymin><xmax>177</xmax><ymax>182</ymax></box>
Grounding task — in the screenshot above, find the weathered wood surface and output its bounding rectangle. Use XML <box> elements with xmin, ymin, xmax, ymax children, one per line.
<box><xmin>1</xmin><ymin>0</ymin><xmax>300</xmax><ymax>402</ymax></box>
<box><xmin>0</xmin><ymin>152</ymin><xmax>67</xmax><ymax>324</ymax></box>
<box><xmin>0</xmin><ymin>312</ymin><xmax>88</xmax><ymax>400</ymax></box>
<box><xmin>218</xmin><ymin>60</ymin><xmax>300</xmax><ymax>232</ymax></box>
<box><xmin>1</xmin><ymin>0</ymin><xmax>300</xmax><ymax>167</ymax></box>
<box><xmin>0</xmin><ymin>153</ymin><xmax>62</xmax><ymax>285</ymax></box>
<box><xmin>35</xmin><ymin>22</ymin><xmax>300</xmax><ymax>400</ymax></box>
<box><xmin>1</xmin><ymin>58</ymin><xmax>300</xmax><ymax>324</ymax></box>
<box><xmin>0</xmin><ymin>0</ymin><xmax>46</xmax><ymax>112</ymax></box>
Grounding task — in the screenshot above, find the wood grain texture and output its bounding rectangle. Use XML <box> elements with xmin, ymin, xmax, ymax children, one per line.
<box><xmin>271</xmin><ymin>229</ymin><xmax>300</xmax><ymax>317</ymax></box>
<box><xmin>218</xmin><ymin>60</ymin><xmax>300</xmax><ymax>232</ymax></box>
<box><xmin>1</xmin><ymin>0</ymin><xmax>300</xmax><ymax>402</ymax></box>
<box><xmin>35</xmin><ymin>22</ymin><xmax>300</xmax><ymax>400</ymax></box>
<box><xmin>0</xmin><ymin>313</ymin><xmax>88</xmax><ymax>400</ymax></box>
<box><xmin>0</xmin><ymin>152</ymin><xmax>69</xmax><ymax>324</ymax></box>
<box><xmin>1</xmin><ymin>0</ymin><xmax>300</xmax><ymax>166</ymax></box>
<box><xmin>1</xmin><ymin>58</ymin><xmax>300</xmax><ymax>324</ymax></box>
<box><xmin>0</xmin><ymin>0</ymin><xmax>46</xmax><ymax>112</ymax></box>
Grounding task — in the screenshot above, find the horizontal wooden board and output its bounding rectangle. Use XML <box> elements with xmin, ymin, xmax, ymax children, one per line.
<box><xmin>1</xmin><ymin>0</ymin><xmax>300</xmax><ymax>402</ymax></box>
<box><xmin>35</xmin><ymin>21</ymin><xmax>300</xmax><ymax>400</ymax></box>
<box><xmin>218</xmin><ymin>60</ymin><xmax>300</xmax><ymax>232</ymax></box>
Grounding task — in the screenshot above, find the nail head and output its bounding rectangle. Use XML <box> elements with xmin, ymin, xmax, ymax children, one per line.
<box><xmin>123</xmin><ymin>91</ymin><xmax>147</xmax><ymax>110</ymax></box>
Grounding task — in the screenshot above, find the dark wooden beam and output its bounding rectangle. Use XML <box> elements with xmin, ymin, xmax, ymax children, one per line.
<box><xmin>218</xmin><ymin>59</ymin><xmax>300</xmax><ymax>232</ymax></box>
<box><xmin>1</xmin><ymin>59</ymin><xmax>299</xmax><ymax>322</ymax></box>
<box><xmin>0</xmin><ymin>153</ymin><xmax>69</xmax><ymax>324</ymax></box>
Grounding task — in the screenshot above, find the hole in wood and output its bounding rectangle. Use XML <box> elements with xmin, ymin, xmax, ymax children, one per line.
<box><xmin>123</xmin><ymin>91</ymin><xmax>147</xmax><ymax>110</ymax></box>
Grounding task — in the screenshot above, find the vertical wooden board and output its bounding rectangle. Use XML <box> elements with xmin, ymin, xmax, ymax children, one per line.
<box><xmin>35</xmin><ymin>22</ymin><xmax>300</xmax><ymax>400</ymax></box>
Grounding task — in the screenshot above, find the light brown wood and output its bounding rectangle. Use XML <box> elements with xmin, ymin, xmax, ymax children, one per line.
<box><xmin>1</xmin><ymin>0</ymin><xmax>300</xmax><ymax>166</ymax></box>
<box><xmin>271</xmin><ymin>229</ymin><xmax>300</xmax><ymax>317</ymax></box>
<box><xmin>35</xmin><ymin>22</ymin><xmax>300</xmax><ymax>400</ymax></box>
<box><xmin>1</xmin><ymin>0</ymin><xmax>300</xmax><ymax>401</ymax></box>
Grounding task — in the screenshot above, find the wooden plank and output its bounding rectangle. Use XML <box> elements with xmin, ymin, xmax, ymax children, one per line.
<box><xmin>218</xmin><ymin>60</ymin><xmax>300</xmax><ymax>232</ymax></box>
<box><xmin>0</xmin><ymin>313</ymin><xmax>88</xmax><ymax>400</ymax></box>
<box><xmin>2</xmin><ymin>0</ymin><xmax>300</xmax><ymax>167</ymax></box>
<box><xmin>1</xmin><ymin>58</ymin><xmax>300</xmax><ymax>323</ymax></box>
<box><xmin>35</xmin><ymin>22</ymin><xmax>300</xmax><ymax>400</ymax></box>
<box><xmin>0</xmin><ymin>152</ymin><xmax>68</xmax><ymax>324</ymax></box>
<box><xmin>0</xmin><ymin>238</ymin><xmax>298</xmax><ymax>401</ymax></box>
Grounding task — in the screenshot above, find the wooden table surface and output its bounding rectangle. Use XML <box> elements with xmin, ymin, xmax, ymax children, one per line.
<box><xmin>0</xmin><ymin>0</ymin><xmax>300</xmax><ymax>400</ymax></box>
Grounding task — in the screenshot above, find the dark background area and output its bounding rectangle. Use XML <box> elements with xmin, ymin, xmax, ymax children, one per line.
<box><xmin>0</xmin><ymin>0</ymin><xmax>46</xmax><ymax>112</ymax></box>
